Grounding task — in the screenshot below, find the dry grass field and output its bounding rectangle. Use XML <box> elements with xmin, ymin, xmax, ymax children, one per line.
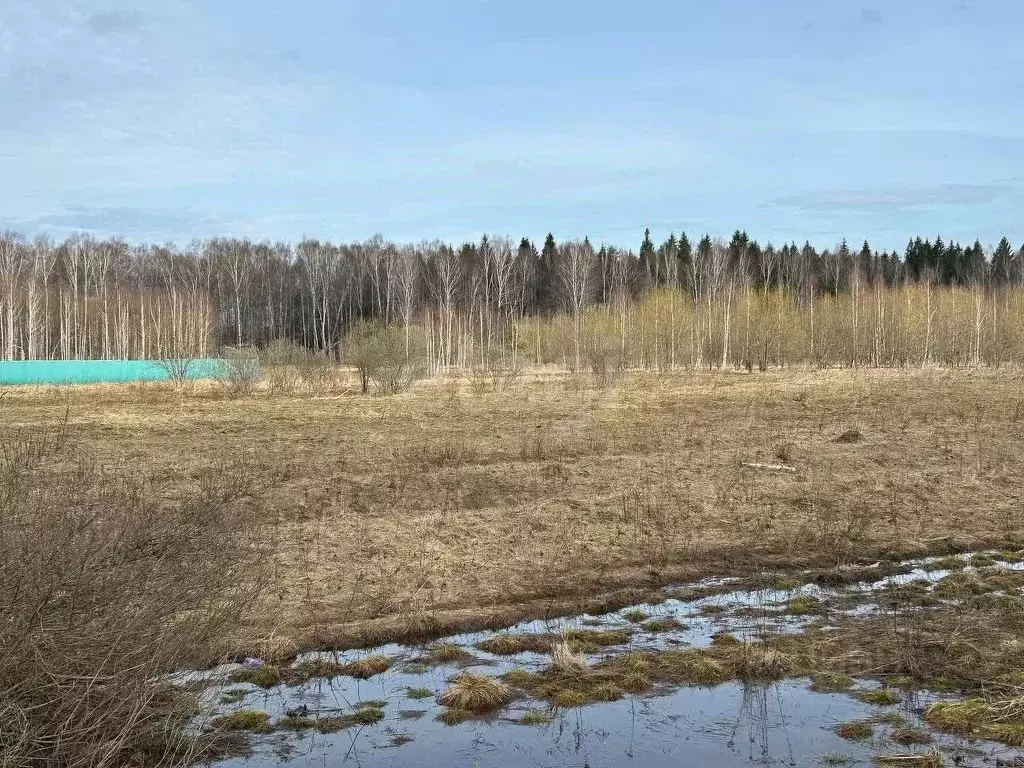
<box><xmin>4</xmin><ymin>366</ymin><xmax>1024</xmax><ymax>657</ymax></box>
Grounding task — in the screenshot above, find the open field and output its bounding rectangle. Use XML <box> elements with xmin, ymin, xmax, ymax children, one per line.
<box><xmin>4</xmin><ymin>366</ymin><xmax>1024</xmax><ymax>659</ymax></box>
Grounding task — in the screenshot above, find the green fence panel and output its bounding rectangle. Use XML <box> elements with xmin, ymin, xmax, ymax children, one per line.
<box><xmin>0</xmin><ymin>359</ymin><xmax>226</xmax><ymax>386</ymax></box>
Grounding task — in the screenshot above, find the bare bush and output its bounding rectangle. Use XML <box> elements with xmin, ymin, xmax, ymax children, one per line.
<box><xmin>582</xmin><ymin>322</ymin><xmax>622</xmax><ymax>387</ymax></box>
<box><xmin>0</xmin><ymin>427</ymin><xmax>274</xmax><ymax>767</ymax></box>
<box><xmin>295</xmin><ymin>354</ymin><xmax>339</xmax><ymax>396</ymax></box>
<box><xmin>155</xmin><ymin>357</ymin><xmax>198</xmax><ymax>402</ymax></box>
<box><xmin>216</xmin><ymin>346</ymin><xmax>261</xmax><ymax>398</ymax></box>
<box><xmin>259</xmin><ymin>340</ymin><xmax>339</xmax><ymax>396</ymax></box>
<box><xmin>345</xmin><ymin>322</ymin><xmax>425</xmax><ymax>395</ymax></box>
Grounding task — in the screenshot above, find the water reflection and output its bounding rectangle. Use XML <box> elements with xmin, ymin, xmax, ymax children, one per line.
<box><xmin>204</xmin><ymin>552</ymin><xmax>1024</xmax><ymax>767</ymax></box>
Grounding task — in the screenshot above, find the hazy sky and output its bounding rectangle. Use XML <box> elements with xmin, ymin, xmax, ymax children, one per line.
<box><xmin>2</xmin><ymin>0</ymin><xmax>1023</xmax><ymax>250</ymax></box>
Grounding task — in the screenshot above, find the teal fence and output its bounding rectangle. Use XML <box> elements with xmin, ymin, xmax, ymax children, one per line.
<box><xmin>0</xmin><ymin>359</ymin><xmax>226</xmax><ymax>386</ymax></box>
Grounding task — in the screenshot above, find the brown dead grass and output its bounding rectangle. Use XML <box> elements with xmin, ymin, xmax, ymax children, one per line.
<box><xmin>5</xmin><ymin>368</ymin><xmax>1024</xmax><ymax>654</ymax></box>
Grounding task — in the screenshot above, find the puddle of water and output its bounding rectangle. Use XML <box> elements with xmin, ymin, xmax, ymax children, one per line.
<box><xmin>209</xmin><ymin>675</ymin><xmax>1017</xmax><ymax>768</ymax></box>
<box><xmin>194</xmin><ymin>551</ymin><xmax>1024</xmax><ymax>767</ymax></box>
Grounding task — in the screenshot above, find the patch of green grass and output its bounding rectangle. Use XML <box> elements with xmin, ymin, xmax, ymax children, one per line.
<box><xmin>277</xmin><ymin>715</ymin><xmax>316</xmax><ymax>731</ymax></box>
<box><xmin>351</xmin><ymin>705</ymin><xmax>385</xmax><ymax>724</ymax></box>
<box><xmin>874</xmin><ymin>749</ymin><xmax>943</xmax><ymax>767</ymax></box>
<box><xmin>933</xmin><ymin>570</ymin><xmax>991</xmax><ymax>598</ymax></box>
<box><xmin>833</xmin><ymin>720</ymin><xmax>873</xmax><ymax>741</ymax></box>
<box><xmin>618</xmin><ymin>672</ymin><xmax>652</xmax><ymax>693</ymax></box>
<box><xmin>854</xmin><ymin>689</ymin><xmax>901</xmax><ymax>706</ymax></box>
<box><xmin>562</xmin><ymin>628</ymin><xmax>632</xmax><ymax>648</ymax></box>
<box><xmin>923</xmin><ymin>555</ymin><xmax>965</xmax><ymax>572</ymax></box>
<box><xmin>337</xmin><ymin>655</ymin><xmax>392</xmax><ymax>679</ymax></box>
<box><xmin>591</xmin><ymin>683</ymin><xmax>623</xmax><ymax>701</ymax></box>
<box><xmin>316</xmin><ymin>716</ymin><xmax>355</xmax><ymax>734</ymax></box>
<box><xmin>787</xmin><ymin>595</ymin><xmax>824</xmax><ymax>615</ymax></box>
<box><xmin>211</xmin><ymin>710</ymin><xmax>271</xmax><ymax>733</ymax></box>
<box><xmin>406</xmin><ymin>687</ymin><xmax>432</xmax><ymax>700</ymax></box>
<box><xmin>986</xmin><ymin>723</ymin><xmax>1024</xmax><ymax>747</ymax></box>
<box><xmin>227</xmin><ymin>665</ymin><xmax>288</xmax><ymax>688</ymax></box>
<box><xmin>923</xmin><ymin>698</ymin><xmax>990</xmax><ymax>733</ymax></box>
<box><xmin>476</xmin><ymin>633</ymin><xmax>558</xmax><ymax>655</ymax></box>
<box><xmin>551</xmin><ymin>690</ymin><xmax>591</xmax><ymax>708</ymax></box>
<box><xmin>969</xmin><ymin>552</ymin><xmax>998</xmax><ymax>568</ymax></box>
<box><xmin>810</xmin><ymin>672</ymin><xmax>854</xmax><ymax>692</ymax></box>
<box><xmin>642</xmin><ymin>617</ymin><xmax>684</xmax><ymax>633</ymax></box>
<box><xmin>653</xmin><ymin>649</ymin><xmax>730</xmax><ymax>686</ymax></box>
<box><xmin>996</xmin><ymin>551</ymin><xmax>1024</xmax><ymax>564</ymax></box>
<box><xmin>519</xmin><ymin>710</ymin><xmax>553</xmax><ymax>725</ymax></box>
<box><xmin>426</xmin><ymin>644</ymin><xmax>476</xmax><ymax>664</ymax></box>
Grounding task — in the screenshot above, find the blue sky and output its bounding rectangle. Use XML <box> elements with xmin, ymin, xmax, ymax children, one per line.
<box><xmin>2</xmin><ymin>1</ymin><xmax>1023</xmax><ymax>251</ymax></box>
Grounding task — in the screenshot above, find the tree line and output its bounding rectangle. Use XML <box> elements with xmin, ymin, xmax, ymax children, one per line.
<box><xmin>0</xmin><ymin>228</ymin><xmax>1022</xmax><ymax>364</ymax></box>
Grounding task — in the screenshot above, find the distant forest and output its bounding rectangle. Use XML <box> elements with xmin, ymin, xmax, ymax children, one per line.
<box><xmin>0</xmin><ymin>228</ymin><xmax>1023</xmax><ymax>365</ymax></box>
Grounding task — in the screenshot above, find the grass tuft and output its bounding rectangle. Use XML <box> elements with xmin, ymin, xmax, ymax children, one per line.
<box><xmin>810</xmin><ymin>672</ymin><xmax>855</xmax><ymax>692</ymax></box>
<box><xmin>519</xmin><ymin>711</ymin><xmax>554</xmax><ymax>725</ymax></box>
<box><xmin>476</xmin><ymin>633</ymin><xmax>558</xmax><ymax>655</ymax></box>
<box><xmin>787</xmin><ymin>595</ymin><xmax>824</xmax><ymax>615</ymax></box>
<box><xmin>406</xmin><ymin>687</ymin><xmax>432</xmax><ymax>700</ymax></box>
<box><xmin>854</xmin><ymin>689</ymin><xmax>901</xmax><ymax>706</ymax></box>
<box><xmin>969</xmin><ymin>552</ymin><xmax>997</xmax><ymax>568</ymax></box>
<box><xmin>922</xmin><ymin>698</ymin><xmax>989</xmax><ymax>733</ymax></box>
<box><xmin>656</xmin><ymin>650</ymin><xmax>730</xmax><ymax>686</ymax></box>
<box><xmin>890</xmin><ymin>728</ymin><xmax>932</xmax><ymax>745</ymax></box>
<box><xmin>728</xmin><ymin>646</ymin><xmax>793</xmax><ymax>681</ymax></box>
<box><xmin>833</xmin><ymin>720</ymin><xmax>873</xmax><ymax>740</ymax></box>
<box><xmin>549</xmin><ymin>642</ymin><xmax>588</xmax><ymax>674</ymax></box>
<box><xmin>874</xmin><ymin>750</ymin><xmax>943</xmax><ymax>767</ymax></box>
<box><xmin>277</xmin><ymin>715</ymin><xmax>316</xmax><ymax>731</ymax></box>
<box><xmin>436</xmin><ymin>708</ymin><xmax>475</xmax><ymax>726</ymax></box>
<box><xmin>337</xmin><ymin>655</ymin><xmax>392</xmax><ymax>679</ymax></box>
<box><xmin>562</xmin><ymin>628</ymin><xmax>632</xmax><ymax>648</ymax></box>
<box><xmin>426</xmin><ymin>644</ymin><xmax>477</xmax><ymax>664</ymax></box>
<box><xmin>642</xmin><ymin>617</ymin><xmax>684</xmax><ymax>632</ymax></box>
<box><xmin>438</xmin><ymin>672</ymin><xmax>513</xmax><ymax>714</ymax></box>
<box><xmin>211</xmin><ymin>710</ymin><xmax>271</xmax><ymax>733</ymax></box>
<box><xmin>711</xmin><ymin>632</ymin><xmax>741</xmax><ymax>647</ymax></box>
<box><xmin>551</xmin><ymin>690</ymin><xmax>591</xmax><ymax>708</ymax></box>
<box><xmin>228</xmin><ymin>665</ymin><xmax>287</xmax><ymax>689</ymax></box>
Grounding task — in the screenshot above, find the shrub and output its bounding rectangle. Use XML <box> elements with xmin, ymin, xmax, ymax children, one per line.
<box><xmin>216</xmin><ymin>346</ymin><xmax>262</xmax><ymax>398</ymax></box>
<box><xmin>0</xmin><ymin>427</ymin><xmax>273</xmax><ymax>767</ymax></box>
<box><xmin>344</xmin><ymin>321</ymin><xmax>426</xmax><ymax>395</ymax></box>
